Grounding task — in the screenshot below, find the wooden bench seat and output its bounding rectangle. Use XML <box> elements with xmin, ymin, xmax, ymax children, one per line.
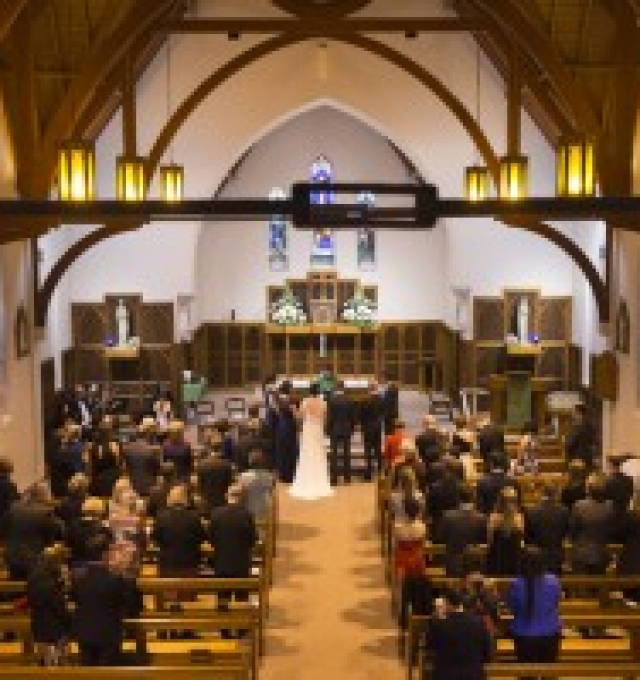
<box><xmin>0</xmin><ymin>667</ymin><xmax>250</xmax><ymax>680</ymax></box>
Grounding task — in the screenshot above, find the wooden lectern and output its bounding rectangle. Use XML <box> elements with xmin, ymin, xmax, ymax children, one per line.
<box><xmin>489</xmin><ymin>344</ymin><xmax>555</xmax><ymax>431</ymax></box>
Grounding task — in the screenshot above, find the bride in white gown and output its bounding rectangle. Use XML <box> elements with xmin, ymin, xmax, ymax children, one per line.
<box><xmin>289</xmin><ymin>383</ymin><xmax>334</xmax><ymax>500</ymax></box>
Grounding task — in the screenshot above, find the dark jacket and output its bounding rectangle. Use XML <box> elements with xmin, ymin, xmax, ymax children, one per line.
<box><xmin>197</xmin><ymin>456</ymin><xmax>235</xmax><ymax>511</ymax></box>
<box><xmin>123</xmin><ymin>439</ymin><xmax>161</xmax><ymax>496</ymax></box>
<box><xmin>437</xmin><ymin>506</ymin><xmax>487</xmax><ymax>577</ymax></box>
<box><xmin>0</xmin><ymin>475</ymin><xmax>19</xmax><ymax>540</ymax></box>
<box><xmin>327</xmin><ymin>391</ymin><xmax>356</xmax><ymax>438</ymax></box>
<box><xmin>525</xmin><ymin>499</ymin><xmax>570</xmax><ymax>574</ymax></box>
<box><xmin>381</xmin><ymin>383</ymin><xmax>399</xmax><ymax>422</ymax></box>
<box><xmin>415</xmin><ymin>430</ymin><xmax>441</xmax><ymax>465</ymax></box>
<box><xmin>565</xmin><ymin>418</ymin><xmax>595</xmax><ymax>465</ymax></box>
<box><xmin>429</xmin><ymin>475</ymin><xmax>462</xmax><ymax>528</ymax></box>
<box><xmin>209</xmin><ymin>503</ymin><xmax>258</xmax><ymax>577</ymax></box>
<box><xmin>569</xmin><ymin>497</ymin><xmax>615</xmax><ymax>571</ymax></box>
<box><xmin>561</xmin><ymin>481</ymin><xmax>586</xmax><ymax>510</ymax></box>
<box><xmin>27</xmin><ymin>560</ymin><xmax>72</xmax><ymax>644</ymax></box>
<box><xmin>605</xmin><ymin>471</ymin><xmax>634</xmax><ymax>516</ymax></box>
<box><xmin>617</xmin><ymin>511</ymin><xmax>640</xmax><ymax>576</ymax></box>
<box><xmin>152</xmin><ymin>505</ymin><xmax>206</xmax><ymax>573</ymax></box>
<box><xmin>56</xmin><ymin>491</ymin><xmax>86</xmax><ymax>529</ymax></box>
<box><xmin>67</xmin><ymin>517</ymin><xmax>112</xmax><ymax>565</ymax></box>
<box><xmin>72</xmin><ymin>563</ymin><xmax>141</xmax><ymax>645</ymax></box>
<box><xmin>162</xmin><ymin>441</ymin><xmax>193</xmax><ymax>481</ymax></box>
<box><xmin>359</xmin><ymin>393</ymin><xmax>384</xmax><ymax>435</ymax></box>
<box><xmin>5</xmin><ymin>500</ymin><xmax>64</xmax><ymax>578</ymax></box>
<box><xmin>429</xmin><ymin>610</ymin><xmax>492</xmax><ymax>680</ymax></box>
<box><xmin>476</xmin><ymin>472</ymin><xmax>519</xmax><ymax>515</ymax></box>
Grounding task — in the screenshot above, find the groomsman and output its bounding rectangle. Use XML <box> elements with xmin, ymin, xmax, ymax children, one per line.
<box><xmin>327</xmin><ymin>381</ymin><xmax>356</xmax><ymax>485</ymax></box>
<box><xmin>359</xmin><ymin>382</ymin><xmax>384</xmax><ymax>480</ymax></box>
<box><xmin>381</xmin><ymin>376</ymin><xmax>399</xmax><ymax>437</ymax></box>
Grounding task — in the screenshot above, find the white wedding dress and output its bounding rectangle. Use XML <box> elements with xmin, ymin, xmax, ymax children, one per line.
<box><xmin>289</xmin><ymin>395</ymin><xmax>334</xmax><ymax>500</ymax></box>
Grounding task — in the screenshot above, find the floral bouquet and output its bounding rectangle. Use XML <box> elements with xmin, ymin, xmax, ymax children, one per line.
<box><xmin>270</xmin><ymin>290</ymin><xmax>307</xmax><ymax>325</ymax></box>
<box><xmin>342</xmin><ymin>291</ymin><xmax>377</xmax><ymax>327</ymax></box>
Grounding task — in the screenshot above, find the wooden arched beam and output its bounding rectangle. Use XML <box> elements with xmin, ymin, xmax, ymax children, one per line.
<box><xmin>38</xmin><ymin>31</ymin><xmax>609</xmax><ymax>324</ymax></box>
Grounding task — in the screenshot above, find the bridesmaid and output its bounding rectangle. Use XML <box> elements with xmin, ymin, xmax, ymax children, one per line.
<box><xmin>275</xmin><ymin>383</ymin><xmax>300</xmax><ymax>484</ymax></box>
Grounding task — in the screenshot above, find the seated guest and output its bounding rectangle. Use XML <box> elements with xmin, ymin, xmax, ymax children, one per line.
<box><xmin>246</xmin><ymin>402</ymin><xmax>275</xmax><ymax>469</ymax></box>
<box><xmin>605</xmin><ymin>454</ymin><xmax>634</xmax><ymax>517</ymax></box>
<box><xmin>391</xmin><ymin>440</ymin><xmax>426</xmax><ymax>491</ymax></box>
<box><xmin>72</xmin><ymin>534</ymin><xmax>142</xmax><ymax>666</ymax></box>
<box><xmin>569</xmin><ymin>472</ymin><xmax>614</xmax><ymax>575</ymax></box>
<box><xmin>5</xmin><ymin>482</ymin><xmax>64</xmax><ymax>579</ymax></box>
<box><xmin>399</xmin><ymin>569</ymin><xmax>436</xmax><ymax>632</ymax></box>
<box><xmin>428</xmin><ymin>459</ymin><xmax>463</xmax><ymax>531</ymax></box>
<box><xmin>0</xmin><ymin>457</ymin><xmax>19</xmax><ymax>541</ymax></box>
<box><xmin>27</xmin><ymin>544</ymin><xmax>72</xmax><ymax>667</ymax></box>
<box><xmin>163</xmin><ymin>420</ymin><xmax>193</xmax><ymax>482</ymax></box>
<box><xmin>565</xmin><ymin>403</ymin><xmax>596</xmax><ymax>469</ymax></box>
<box><xmin>561</xmin><ymin>458</ymin><xmax>588</xmax><ymax>510</ymax></box>
<box><xmin>383</xmin><ymin>420</ymin><xmax>409</xmax><ymax>470</ymax></box>
<box><xmin>152</xmin><ymin>484</ymin><xmax>206</xmax><ymax>578</ymax></box>
<box><xmin>56</xmin><ymin>473</ymin><xmax>89</xmax><ymax>529</ymax></box>
<box><xmin>236</xmin><ymin>417</ymin><xmax>264</xmax><ymax>473</ymax></box>
<box><xmin>512</xmin><ymin>421</ymin><xmax>539</xmax><ymax>476</ymax></box>
<box><xmin>476</xmin><ymin>455</ymin><xmax>519</xmax><ymax>515</ymax></box>
<box><xmin>390</xmin><ymin>467</ymin><xmax>425</xmax><ymax>521</ymax></box>
<box><xmin>486</xmin><ymin>487</ymin><xmax>524</xmax><ymax>576</ymax></box>
<box><xmin>122</xmin><ymin>418</ymin><xmax>161</xmax><ymax>497</ymax></box>
<box><xmin>450</xmin><ymin>415</ymin><xmax>474</xmax><ymax>456</ymax></box>
<box><xmin>415</xmin><ymin>414</ymin><xmax>442</xmax><ymax>467</ymax></box>
<box><xmin>437</xmin><ymin>485</ymin><xmax>487</xmax><ymax>577</ymax></box>
<box><xmin>237</xmin><ymin>450</ymin><xmax>276</xmax><ymax>523</ymax></box>
<box><xmin>476</xmin><ymin>417</ymin><xmax>505</xmax><ymax>473</ymax></box>
<box><xmin>67</xmin><ymin>497</ymin><xmax>111</xmax><ymax>567</ymax></box>
<box><xmin>146</xmin><ymin>461</ymin><xmax>176</xmax><ymax>519</ymax></box>
<box><xmin>429</xmin><ymin>588</ymin><xmax>492</xmax><ymax>680</ymax></box>
<box><xmin>506</xmin><ymin>546</ymin><xmax>562</xmax><ymax>664</ymax></box>
<box><xmin>197</xmin><ymin>444</ymin><xmax>236</xmax><ymax>512</ymax></box>
<box><xmin>393</xmin><ymin>497</ymin><xmax>427</xmax><ymax>582</ymax></box>
<box><xmin>525</xmin><ymin>483</ymin><xmax>569</xmax><ymax>575</ymax></box>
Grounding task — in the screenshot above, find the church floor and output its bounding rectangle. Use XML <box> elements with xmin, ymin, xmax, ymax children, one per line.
<box><xmin>261</xmin><ymin>481</ymin><xmax>404</xmax><ymax>680</ymax></box>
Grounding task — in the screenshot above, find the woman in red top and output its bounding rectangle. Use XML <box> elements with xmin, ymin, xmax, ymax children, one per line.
<box><xmin>384</xmin><ymin>420</ymin><xmax>408</xmax><ymax>469</ymax></box>
<box><xmin>394</xmin><ymin>496</ymin><xmax>427</xmax><ymax>578</ymax></box>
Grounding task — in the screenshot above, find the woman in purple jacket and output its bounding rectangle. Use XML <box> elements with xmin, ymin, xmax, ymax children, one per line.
<box><xmin>506</xmin><ymin>546</ymin><xmax>562</xmax><ymax>663</ymax></box>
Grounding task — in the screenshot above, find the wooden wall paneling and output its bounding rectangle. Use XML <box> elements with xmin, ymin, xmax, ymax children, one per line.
<box><xmin>139</xmin><ymin>303</ymin><xmax>174</xmax><ymax>344</ymax></box>
<box><xmin>459</xmin><ymin>338</ymin><xmax>474</xmax><ymax>388</ymax></box>
<box><xmin>360</xmin><ymin>332</ymin><xmax>377</xmax><ymax>376</ymax></box>
<box><xmin>538</xmin><ymin>344</ymin><xmax>565</xmax><ymax>385</ymax></box>
<box><xmin>537</xmin><ymin>296</ymin><xmax>571</xmax><ymax>341</ymax></box>
<box><xmin>402</xmin><ymin>323</ymin><xmax>421</xmax><ymax>387</ymax></box>
<box><xmin>72</xmin><ymin>303</ymin><xmax>109</xmax><ymax>346</ymax></box>
<box><xmin>474</xmin><ymin>343</ymin><xmax>501</xmax><ymax>388</ymax></box>
<box><xmin>336</xmin><ymin>334</ymin><xmax>356</xmax><ymax>375</ymax></box>
<box><xmin>243</xmin><ymin>324</ymin><xmax>263</xmax><ymax>384</ymax></box>
<box><xmin>62</xmin><ymin>349</ymin><xmax>76</xmax><ymax>387</ymax></box>
<box><xmin>473</xmin><ymin>298</ymin><xmax>504</xmax><ymax>342</ymax></box>
<box><xmin>569</xmin><ymin>345</ymin><xmax>583</xmax><ymax>389</ymax></box>
<box><xmin>208</xmin><ymin>323</ymin><xmax>227</xmax><ymax>387</ymax></box>
<box><xmin>77</xmin><ymin>348</ymin><xmax>108</xmax><ymax>382</ymax></box>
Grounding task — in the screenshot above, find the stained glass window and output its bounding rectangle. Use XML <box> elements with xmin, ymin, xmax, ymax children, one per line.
<box><xmin>309</xmin><ymin>155</ymin><xmax>336</xmax><ymax>267</ymax></box>
<box><xmin>268</xmin><ymin>187</ymin><xmax>288</xmax><ymax>271</ymax></box>
<box><xmin>356</xmin><ymin>191</ymin><xmax>376</xmax><ymax>270</ymax></box>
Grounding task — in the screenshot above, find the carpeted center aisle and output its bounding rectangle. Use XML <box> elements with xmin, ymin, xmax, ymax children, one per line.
<box><xmin>262</xmin><ymin>481</ymin><xmax>403</xmax><ymax>680</ymax></box>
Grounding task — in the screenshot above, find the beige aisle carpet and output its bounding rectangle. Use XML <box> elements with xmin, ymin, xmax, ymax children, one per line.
<box><xmin>262</xmin><ymin>481</ymin><xmax>404</xmax><ymax>680</ymax></box>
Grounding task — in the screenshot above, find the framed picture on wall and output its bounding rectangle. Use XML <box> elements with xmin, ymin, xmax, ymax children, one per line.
<box><xmin>14</xmin><ymin>304</ymin><xmax>29</xmax><ymax>359</ymax></box>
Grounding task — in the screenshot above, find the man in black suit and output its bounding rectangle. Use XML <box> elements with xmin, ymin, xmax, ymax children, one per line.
<box><xmin>122</xmin><ymin>419</ymin><xmax>161</xmax><ymax>497</ymax></box>
<box><xmin>605</xmin><ymin>456</ymin><xmax>634</xmax><ymax>517</ymax></box>
<box><xmin>436</xmin><ymin>486</ymin><xmax>487</xmax><ymax>577</ymax></box>
<box><xmin>359</xmin><ymin>381</ymin><xmax>384</xmax><ymax>480</ymax></box>
<box><xmin>327</xmin><ymin>381</ymin><xmax>356</xmax><ymax>485</ymax></box>
<box><xmin>381</xmin><ymin>376</ymin><xmax>399</xmax><ymax>437</ymax></box>
<box><xmin>525</xmin><ymin>483</ymin><xmax>570</xmax><ymax>574</ymax></box>
<box><xmin>415</xmin><ymin>415</ymin><xmax>442</xmax><ymax>467</ymax></box>
<box><xmin>428</xmin><ymin>459</ymin><xmax>463</xmax><ymax>532</ymax></box>
<box><xmin>197</xmin><ymin>449</ymin><xmax>235</xmax><ymax>513</ymax></box>
<box><xmin>565</xmin><ymin>404</ymin><xmax>597</xmax><ymax>469</ymax></box>
<box><xmin>476</xmin><ymin>418</ymin><xmax>505</xmax><ymax>472</ymax></box>
<box><xmin>429</xmin><ymin>590</ymin><xmax>492</xmax><ymax>680</ymax></box>
<box><xmin>475</xmin><ymin>457</ymin><xmax>520</xmax><ymax>515</ymax></box>
<box><xmin>72</xmin><ymin>534</ymin><xmax>142</xmax><ymax>666</ymax></box>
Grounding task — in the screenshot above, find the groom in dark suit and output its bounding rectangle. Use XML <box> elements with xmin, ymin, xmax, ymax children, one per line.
<box><xmin>327</xmin><ymin>381</ymin><xmax>356</xmax><ymax>485</ymax></box>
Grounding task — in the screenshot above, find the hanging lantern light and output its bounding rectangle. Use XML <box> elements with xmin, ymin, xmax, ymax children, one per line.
<box><xmin>464</xmin><ymin>165</ymin><xmax>490</xmax><ymax>202</ymax></box>
<box><xmin>58</xmin><ymin>141</ymin><xmax>95</xmax><ymax>202</ymax></box>
<box><xmin>116</xmin><ymin>155</ymin><xmax>146</xmax><ymax>202</ymax></box>
<box><xmin>160</xmin><ymin>162</ymin><xmax>184</xmax><ymax>203</ymax></box>
<box><xmin>557</xmin><ymin>138</ymin><xmax>595</xmax><ymax>197</ymax></box>
<box><xmin>499</xmin><ymin>154</ymin><xmax>529</xmax><ymax>200</ymax></box>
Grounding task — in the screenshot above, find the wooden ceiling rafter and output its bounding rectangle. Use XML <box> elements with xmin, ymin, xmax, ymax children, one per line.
<box><xmin>0</xmin><ymin>0</ymin><xmax>32</xmax><ymax>44</ymax></box>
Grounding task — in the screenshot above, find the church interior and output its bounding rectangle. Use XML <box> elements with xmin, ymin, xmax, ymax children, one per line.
<box><xmin>0</xmin><ymin>0</ymin><xmax>640</xmax><ymax>677</ymax></box>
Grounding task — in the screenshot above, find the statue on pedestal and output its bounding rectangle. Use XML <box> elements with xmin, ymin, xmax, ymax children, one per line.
<box><xmin>516</xmin><ymin>296</ymin><xmax>530</xmax><ymax>345</ymax></box>
<box><xmin>116</xmin><ymin>299</ymin><xmax>129</xmax><ymax>347</ymax></box>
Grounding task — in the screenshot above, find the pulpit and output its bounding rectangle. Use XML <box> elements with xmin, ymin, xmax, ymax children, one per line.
<box><xmin>489</xmin><ymin>344</ymin><xmax>555</xmax><ymax>430</ymax></box>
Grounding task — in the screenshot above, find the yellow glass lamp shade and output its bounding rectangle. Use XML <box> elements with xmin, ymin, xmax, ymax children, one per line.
<box><xmin>116</xmin><ymin>155</ymin><xmax>146</xmax><ymax>202</ymax></box>
<box><xmin>58</xmin><ymin>142</ymin><xmax>96</xmax><ymax>202</ymax></box>
<box><xmin>557</xmin><ymin>138</ymin><xmax>595</xmax><ymax>197</ymax></box>
<box><xmin>499</xmin><ymin>154</ymin><xmax>529</xmax><ymax>201</ymax></box>
<box><xmin>160</xmin><ymin>163</ymin><xmax>184</xmax><ymax>202</ymax></box>
<box><xmin>464</xmin><ymin>165</ymin><xmax>490</xmax><ymax>202</ymax></box>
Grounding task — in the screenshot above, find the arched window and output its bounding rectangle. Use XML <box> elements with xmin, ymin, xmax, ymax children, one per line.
<box><xmin>268</xmin><ymin>187</ymin><xmax>288</xmax><ymax>271</ymax></box>
<box><xmin>310</xmin><ymin>155</ymin><xmax>336</xmax><ymax>267</ymax></box>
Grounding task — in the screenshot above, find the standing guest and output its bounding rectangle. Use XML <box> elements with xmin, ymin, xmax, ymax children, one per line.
<box><xmin>67</xmin><ymin>497</ymin><xmax>112</xmax><ymax>568</ymax></box>
<box><xmin>605</xmin><ymin>455</ymin><xmax>635</xmax><ymax>518</ymax></box>
<box><xmin>512</xmin><ymin>422</ymin><xmax>539</xmax><ymax>476</ymax></box>
<box><xmin>107</xmin><ymin>478</ymin><xmax>145</xmax><ymax>575</ymax></box>
<box><xmin>437</xmin><ymin>485</ymin><xmax>487</xmax><ymax>577</ymax></box>
<box><xmin>525</xmin><ymin>483</ymin><xmax>569</xmax><ymax>575</ymax></box>
<box><xmin>381</xmin><ymin>375</ymin><xmax>399</xmax><ymax>438</ymax></box>
<box><xmin>153</xmin><ymin>390</ymin><xmax>174</xmax><ymax>437</ymax></box>
<box><xmin>262</xmin><ymin>374</ymin><xmax>279</xmax><ymax>436</ymax></box>
<box><xmin>428</xmin><ymin>589</ymin><xmax>492</xmax><ymax>680</ymax></box>
<box><xmin>616</xmin><ymin>507</ymin><xmax>640</xmax><ymax>604</ymax></box>
<box><xmin>152</xmin><ymin>485</ymin><xmax>206</xmax><ymax>578</ymax></box>
<box><xmin>359</xmin><ymin>381</ymin><xmax>384</xmax><ymax>479</ymax></box>
<box><xmin>486</xmin><ymin>487</ymin><xmax>524</xmax><ymax>576</ymax></box>
<box><xmin>56</xmin><ymin>473</ymin><xmax>90</xmax><ymax>529</ymax></box>
<box><xmin>163</xmin><ymin>420</ymin><xmax>193</xmax><ymax>482</ymax></box>
<box><xmin>237</xmin><ymin>450</ymin><xmax>276</xmax><ymax>523</ymax></box>
<box><xmin>274</xmin><ymin>386</ymin><xmax>300</xmax><ymax>484</ymax></box>
<box><xmin>506</xmin><ymin>546</ymin><xmax>562</xmax><ymax>664</ymax></box>
<box><xmin>561</xmin><ymin>459</ymin><xmax>588</xmax><ymax>510</ymax></box>
<box><xmin>450</xmin><ymin>415</ymin><xmax>474</xmax><ymax>456</ymax></box>
<box><xmin>569</xmin><ymin>472</ymin><xmax>615</xmax><ymax>575</ymax></box>
<box><xmin>327</xmin><ymin>381</ymin><xmax>356</xmax><ymax>485</ymax></box>
<box><xmin>390</xmin><ymin>468</ymin><xmax>425</xmax><ymax>521</ymax></box>
<box><xmin>415</xmin><ymin>415</ymin><xmax>442</xmax><ymax>467</ymax></box>
<box><xmin>89</xmin><ymin>418</ymin><xmax>122</xmax><ymax>498</ymax></box>
<box><xmin>72</xmin><ymin>534</ymin><xmax>142</xmax><ymax>666</ymax></box>
<box><xmin>383</xmin><ymin>420</ymin><xmax>409</xmax><ymax>470</ymax></box>
<box><xmin>197</xmin><ymin>448</ymin><xmax>235</xmax><ymax>513</ymax></box>
<box><xmin>27</xmin><ymin>545</ymin><xmax>72</xmax><ymax>666</ymax></box>
<box><xmin>428</xmin><ymin>459</ymin><xmax>463</xmax><ymax>532</ymax></box>
<box><xmin>476</xmin><ymin>455</ymin><xmax>519</xmax><ymax>515</ymax></box>
<box><xmin>247</xmin><ymin>402</ymin><xmax>275</xmax><ymax>469</ymax></box>
<box><xmin>146</xmin><ymin>462</ymin><xmax>176</xmax><ymax>519</ymax></box>
<box><xmin>50</xmin><ymin>423</ymin><xmax>86</xmax><ymax>498</ymax></box>
<box><xmin>477</xmin><ymin>418</ymin><xmax>505</xmax><ymax>473</ymax></box>
<box><xmin>122</xmin><ymin>418</ymin><xmax>161</xmax><ymax>497</ymax></box>
<box><xmin>565</xmin><ymin>403</ymin><xmax>597</xmax><ymax>469</ymax></box>
<box><xmin>236</xmin><ymin>417</ymin><xmax>263</xmax><ymax>473</ymax></box>
<box><xmin>391</xmin><ymin>440</ymin><xmax>426</xmax><ymax>492</ymax></box>
<box><xmin>0</xmin><ymin>458</ymin><xmax>19</xmax><ymax>541</ymax></box>
<box><xmin>5</xmin><ymin>482</ymin><xmax>64</xmax><ymax>579</ymax></box>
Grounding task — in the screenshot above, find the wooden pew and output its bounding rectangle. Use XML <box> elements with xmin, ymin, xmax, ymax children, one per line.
<box><xmin>0</xmin><ymin>668</ymin><xmax>249</xmax><ymax>680</ymax></box>
<box><xmin>485</xmin><ymin>663</ymin><xmax>640</xmax><ymax>678</ymax></box>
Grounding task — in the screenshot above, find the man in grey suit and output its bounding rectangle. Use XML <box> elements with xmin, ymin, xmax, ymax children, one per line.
<box><xmin>327</xmin><ymin>381</ymin><xmax>356</xmax><ymax>485</ymax></box>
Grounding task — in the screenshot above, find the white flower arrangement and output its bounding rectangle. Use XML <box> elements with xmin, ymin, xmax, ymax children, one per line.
<box><xmin>270</xmin><ymin>290</ymin><xmax>307</xmax><ymax>325</ymax></box>
<box><xmin>342</xmin><ymin>291</ymin><xmax>377</xmax><ymax>327</ymax></box>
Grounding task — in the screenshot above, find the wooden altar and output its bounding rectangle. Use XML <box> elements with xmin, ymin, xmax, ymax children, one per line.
<box><xmin>490</xmin><ymin>374</ymin><xmax>556</xmax><ymax>432</ymax></box>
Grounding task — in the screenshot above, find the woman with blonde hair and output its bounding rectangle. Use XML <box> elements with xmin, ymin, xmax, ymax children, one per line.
<box><xmin>486</xmin><ymin>486</ymin><xmax>524</xmax><ymax>576</ymax></box>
